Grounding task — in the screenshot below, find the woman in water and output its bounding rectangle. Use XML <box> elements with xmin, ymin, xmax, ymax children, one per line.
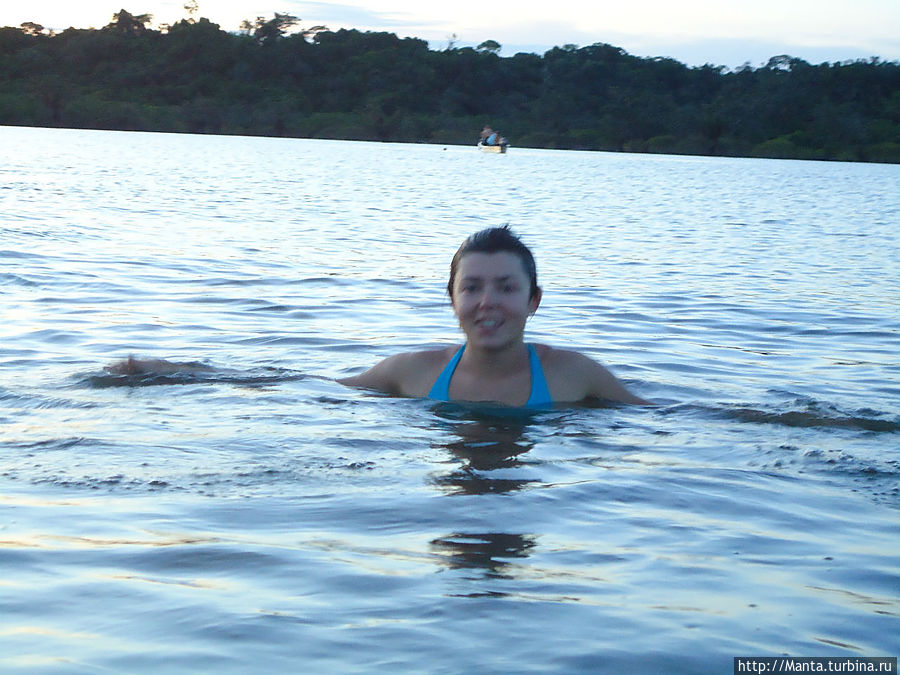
<box><xmin>339</xmin><ymin>226</ymin><xmax>648</xmax><ymax>407</ymax></box>
<box><xmin>109</xmin><ymin>227</ymin><xmax>646</xmax><ymax>406</ymax></box>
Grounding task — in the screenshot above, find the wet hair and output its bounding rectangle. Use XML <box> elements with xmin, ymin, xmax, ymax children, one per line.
<box><xmin>447</xmin><ymin>226</ymin><xmax>539</xmax><ymax>300</ymax></box>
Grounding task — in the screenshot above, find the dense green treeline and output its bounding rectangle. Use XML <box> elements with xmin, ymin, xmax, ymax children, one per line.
<box><xmin>2</xmin><ymin>11</ymin><xmax>899</xmax><ymax>162</ymax></box>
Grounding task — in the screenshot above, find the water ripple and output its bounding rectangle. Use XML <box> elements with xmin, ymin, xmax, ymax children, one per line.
<box><xmin>1</xmin><ymin>129</ymin><xmax>897</xmax><ymax>669</ymax></box>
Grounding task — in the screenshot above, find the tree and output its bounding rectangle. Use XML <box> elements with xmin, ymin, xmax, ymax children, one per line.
<box><xmin>0</xmin><ymin>19</ymin><xmax>896</xmax><ymax>162</ymax></box>
<box><xmin>106</xmin><ymin>9</ymin><xmax>154</xmax><ymax>35</ymax></box>
<box><xmin>20</xmin><ymin>22</ymin><xmax>46</xmax><ymax>36</ymax></box>
<box><xmin>476</xmin><ymin>40</ymin><xmax>501</xmax><ymax>55</ymax></box>
<box><xmin>241</xmin><ymin>13</ymin><xmax>300</xmax><ymax>44</ymax></box>
<box><xmin>183</xmin><ymin>1</ymin><xmax>199</xmax><ymax>23</ymax></box>
<box><xmin>765</xmin><ymin>54</ymin><xmax>809</xmax><ymax>72</ymax></box>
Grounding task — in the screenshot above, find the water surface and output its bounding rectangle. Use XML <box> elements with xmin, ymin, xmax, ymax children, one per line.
<box><xmin>1</xmin><ymin>126</ymin><xmax>898</xmax><ymax>672</ymax></box>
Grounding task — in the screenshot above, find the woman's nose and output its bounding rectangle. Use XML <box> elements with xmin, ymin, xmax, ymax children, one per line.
<box><xmin>477</xmin><ymin>287</ymin><xmax>498</xmax><ymax>306</ymax></box>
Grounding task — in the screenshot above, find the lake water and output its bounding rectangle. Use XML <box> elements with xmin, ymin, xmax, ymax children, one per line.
<box><xmin>1</xmin><ymin>126</ymin><xmax>898</xmax><ymax>672</ymax></box>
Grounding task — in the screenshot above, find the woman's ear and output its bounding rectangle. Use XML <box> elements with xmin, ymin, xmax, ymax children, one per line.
<box><xmin>529</xmin><ymin>287</ymin><xmax>542</xmax><ymax>315</ymax></box>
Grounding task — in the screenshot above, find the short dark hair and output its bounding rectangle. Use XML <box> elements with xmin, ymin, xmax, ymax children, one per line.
<box><xmin>447</xmin><ymin>226</ymin><xmax>539</xmax><ymax>299</ymax></box>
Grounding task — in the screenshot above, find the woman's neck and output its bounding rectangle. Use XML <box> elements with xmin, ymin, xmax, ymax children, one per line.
<box><xmin>461</xmin><ymin>340</ymin><xmax>529</xmax><ymax>377</ymax></box>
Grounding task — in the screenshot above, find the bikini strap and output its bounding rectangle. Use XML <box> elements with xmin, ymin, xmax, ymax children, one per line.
<box><xmin>526</xmin><ymin>344</ymin><xmax>553</xmax><ymax>407</ymax></box>
<box><xmin>427</xmin><ymin>345</ymin><xmax>465</xmax><ymax>401</ymax></box>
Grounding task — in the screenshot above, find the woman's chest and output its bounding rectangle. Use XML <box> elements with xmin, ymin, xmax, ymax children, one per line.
<box><xmin>448</xmin><ymin>367</ymin><xmax>534</xmax><ymax>407</ymax></box>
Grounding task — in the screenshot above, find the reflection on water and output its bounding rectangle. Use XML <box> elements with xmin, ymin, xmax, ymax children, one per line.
<box><xmin>431</xmin><ymin>532</ymin><xmax>539</xmax><ymax>581</ymax></box>
<box><xmin>439</xmin><ymin>420</ymin><xmax>533</xmax><ymax>470</ymax></box>
<box><xmin>429</xmin><ymin>406</ymin><xmax>541</xmax><ymax>494</ymax></box>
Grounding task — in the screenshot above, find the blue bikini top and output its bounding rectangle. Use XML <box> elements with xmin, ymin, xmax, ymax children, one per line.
<box><xmin>427</xmin><ymin>344</ymin><xmax>553</xmax><ymax>408</ymax></box>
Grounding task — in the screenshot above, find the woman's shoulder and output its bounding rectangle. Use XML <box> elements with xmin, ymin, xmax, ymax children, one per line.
<box><xmin>382</xmin><ymin>346</ymin><xmax>460</xmax><ymax>397</ymax></box>
<box><xmin>533</xmin><ymin>343</ymin><xmax>595</xmax><ymax>369</ymax></box>
<box><xmin>532</xmin><ymin>343</ymin><xmax>649</xmax><ymax>405</ymax></box>
<box><xmin>339</xmin><ymin>345</ymin><xmax>458</xmax><ymax>396</ymax></box>
<box><xmin>531</xmin><ymin>343</ymin><xmax>598</xmax><ymax>389</ymax></box>
<box><xmin>392</xmin><ymin>345</ymin><xmax>459</xmax><ymax>369</ymax></box>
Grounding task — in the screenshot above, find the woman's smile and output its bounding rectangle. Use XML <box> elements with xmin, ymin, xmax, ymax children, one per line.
<box><xmin>473</xmin><ymin>316</ymin><xmax>504</xmax><ymax>337</ymax></box>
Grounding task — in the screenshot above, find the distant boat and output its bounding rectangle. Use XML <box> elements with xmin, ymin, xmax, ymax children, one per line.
<box><xmin>478</xmin><ymin>141</ymin><xmax>507</xmax><ymax>154</ymax></box>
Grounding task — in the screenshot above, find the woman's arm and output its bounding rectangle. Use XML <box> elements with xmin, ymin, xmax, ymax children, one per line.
<box><xmin>106</xmin><ymin>356</ymin><xmax>215</xmax><ymax>375</ymax></box>
<box><xmin>337</xmin><ymin>353</ymin><xmax>406</xmax><ymax>394</ymax></box>
<box><xmin>543</xmin><ymin>347</ymin><xmax>651</xmax><ymax>405</ymax></box>
<box><xmin>338</xmin><ymin>349</ymin><xmax>447</xmax><ymax>398</ymax></box>
<box><xmin>582</xmin><ymin>356</ymin><xmax>650</xmax><ymax>405</ymax></box>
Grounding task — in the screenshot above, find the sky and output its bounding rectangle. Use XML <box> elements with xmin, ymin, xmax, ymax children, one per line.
<box><xmin>3</xmin><ymin>0</ymin><xmax>899</xmax><ymax>68</ymax></box>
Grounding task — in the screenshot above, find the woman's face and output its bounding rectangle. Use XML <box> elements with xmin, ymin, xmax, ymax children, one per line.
<box><xmin>450</xmin><ymin>251</ymin><xmax>541</xmax><ymax>351</ymax></box>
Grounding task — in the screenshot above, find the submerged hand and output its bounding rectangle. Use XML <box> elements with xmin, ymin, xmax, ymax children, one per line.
<box><xmin>106</xmin><ymin>356</ymin><xmax>215</xmax><ymax>376</ymax></box>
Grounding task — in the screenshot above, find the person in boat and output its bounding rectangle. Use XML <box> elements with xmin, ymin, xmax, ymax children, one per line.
<box><xmin>487</xmin><ymin>131</ymin><xmax>506</xmax><ymax>146</ymax></box>
<box><xmin>339</xmin><ymin>226</ymin><xmax>649</xmax><ymax>407</ymax></box>
<box><xmin>479</xmin><ymin>125</ymin><xmax>506</xmax><ymax>147</ymax></box>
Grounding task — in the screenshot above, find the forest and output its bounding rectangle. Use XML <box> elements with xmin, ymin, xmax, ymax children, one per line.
<box><xmin>1</xmin><ymin>10</ymin><xmax>898</xmax><ymax>162</ymax></box>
